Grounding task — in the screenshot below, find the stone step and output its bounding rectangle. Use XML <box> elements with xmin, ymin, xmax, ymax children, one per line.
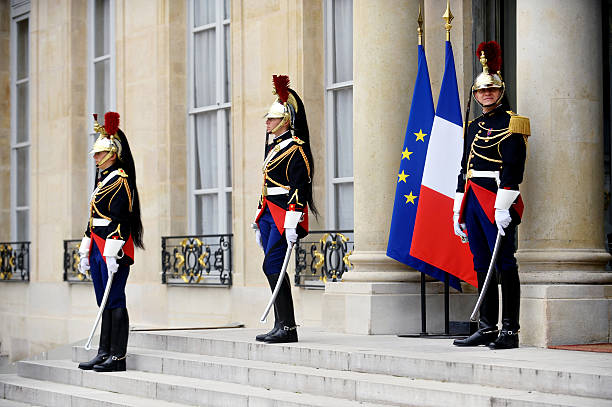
<box><xmin>128</xmin><ymin>329</ymin><xmax>612</xmax><ymax>401</ymax></box>
<box><xmin>0</xmin><ymin>374</ymin><xmax>186</xmax><ymax>407</ymax></box>
<box><xmin>0</xmin><ymin>398</ymin><xmax>36</xmax><ymax>407</ymax></box>
<box><xmin>26</xmin><ymin>358</ymin><xmax>612</xmax><ymax>407</ymax></box>
<box><xmin>13</xmin><ymin>361</ymin><xmax>388</xmax><ymax>407</ymax></box>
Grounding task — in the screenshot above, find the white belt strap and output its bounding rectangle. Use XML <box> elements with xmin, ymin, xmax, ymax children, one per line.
<box><xmin>265</xmin><ymin>186</ymin><xmax>289</xmax><ymax>196</ymax></box>
<box><xmin>468</xmin><ymin>170</ymin><xmax>500</xmax><ymax>185</ymax></box>
<box><xmin>92</xmin><ymin>218</ymin><xmax>111</xmax><ymax>227</ymax></box>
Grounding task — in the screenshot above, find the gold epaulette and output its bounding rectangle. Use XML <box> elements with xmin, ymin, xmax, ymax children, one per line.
<box><xmin>117</xmin><ymin>168</ymin><xmax>128</xmax><ymax>177</ymax></box>
<box><xmin>292</xmin><ymin>136</ymin><xmax>305</xmax><ymax>145</ymax></box>
<box><xmin>508</xmin><ymin>113</ymin><xmax>530</xmax><ymax>136</ymax></box>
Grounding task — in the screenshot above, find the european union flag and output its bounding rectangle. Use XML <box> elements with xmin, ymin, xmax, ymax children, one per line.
<box><xmin>386</xmin><ymin>44</ymin><xmax>461</xmax><ymax>291</ymax></box>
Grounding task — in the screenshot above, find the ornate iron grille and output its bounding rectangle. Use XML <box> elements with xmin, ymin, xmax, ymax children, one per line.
<box><xmin>0</xmin><ymin>241</ymin><xmax>30</xmax><ymax>282</ymax></box>
<box><xmin>161</xmin><ymin>234</ymin><xmax>232</xmax><ymax>286</ymax></box>
<box><xmin>63</xmin><ymin>239</ymin><xmax>91</xmax><ymax>283</ymax></box>
<box><xmin>294</xmin><ymin>230</ymin><xmax>354</xmax><ymax>289</ymax></box>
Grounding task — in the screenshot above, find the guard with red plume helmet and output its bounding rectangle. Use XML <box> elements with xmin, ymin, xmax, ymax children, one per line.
<box><xmin>77</xmin><ymin>112</ymin><xmax>144</xmax><ymax>372</ymax></box>
<box><xmin>252</xmin><ymin>75</ymin><xmax>317</xmax><ymax>344</ymax></box>
<box><xmin>452</xmin><ymin>41</ymin><xmax>531</xmax><ymax>350</ymax></box>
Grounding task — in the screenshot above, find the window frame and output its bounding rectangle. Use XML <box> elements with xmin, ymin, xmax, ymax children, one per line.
<box><xmin>87</xmin><ymin>0</ymin><xmax>116</xmax><ymax>192</ymax></box>
<box><xmin>324</xmin><ymin>0</ymin><xmax>354</xmax><ymax>229</ymax></box>
<box><xmin>10</xmin><ymin>11</ymin><xmax>30</xmax><ymax>242</ymax></box>
<box><xmin>187</xmin><ymin>0</ymin><xmax>232</xmax><ymax>235</ymax></box>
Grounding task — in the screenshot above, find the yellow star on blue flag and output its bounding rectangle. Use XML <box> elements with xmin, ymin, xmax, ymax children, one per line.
<box><xmin>402</xmin><ymin>148</ymin><xmax>413</xmax><ymax>160</ymax></box>
<box><xmin>414</xmin><ymin>129</ymin><xmax>427</xmax><ymax>142</ymax></box>
<box><xmin>404</xmin><ymin>191</ymin><xmax>417</xmax><ymax>204</ymax></box>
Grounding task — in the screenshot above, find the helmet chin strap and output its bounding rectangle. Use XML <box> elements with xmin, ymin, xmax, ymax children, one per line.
<box><xmin>270</xmin><ymin>115</ymin><xmax>289</xmax><ymax>135</ymax></box>
<box><xmin>96</xmin><ymin>150</ymin><xmax>115</xmax><ymax>168</ymax></box>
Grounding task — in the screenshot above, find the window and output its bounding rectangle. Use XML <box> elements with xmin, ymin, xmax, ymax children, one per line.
<box><xmin>88</xmin><ymin>0</ymin><xmax>115</xmax><ymax>191</ymax></box>
<box><xmin>472</xmin><ymin>0</ymin><xmax>516</xmax><ymax>113</ymax></box>
<box><xmin>188</xmin><ymin>0</ymin><xmax>232</xmax><ymax>234</ymax></box>
<box><xmin>325</xmin><ymin>0</ymin><xmax>353</xmax><ymax>229</ymax></box>
<box><xmin>10</xmin><ymin>10</ymin><xmax>30</xmax><ymax>241</ymax></box>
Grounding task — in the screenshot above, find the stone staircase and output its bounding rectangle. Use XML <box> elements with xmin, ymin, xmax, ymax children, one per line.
<box><xmin>1</xmin><ymin>327</ymin><xmax>611</xmax><ymax>406</ymax></box>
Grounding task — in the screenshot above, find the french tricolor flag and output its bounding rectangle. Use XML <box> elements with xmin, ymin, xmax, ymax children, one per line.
<box><xmin>409</xmin><ymin>41</ymin><xmax>476</xmax><ymax>287</ymax></box>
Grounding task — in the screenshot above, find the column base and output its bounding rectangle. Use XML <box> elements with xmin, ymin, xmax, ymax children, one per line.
<box><xmin>517</xmin><ymin>248</ymin><xmax>612</xmax><ymax>273</ymax></box>
<box><xmin>322</xmin><ymin>281</ymin><xmax>477</xmax><ymax>334</ymax></box>
<box><xmin>520</xmin><ymin>283</ymin><xmax>612</xmax><ymax>347</ymax></box>
<box><xmin>323</xmin><ymin>251</ymin><xmax>477</xmax><ymax>334</ymax></box>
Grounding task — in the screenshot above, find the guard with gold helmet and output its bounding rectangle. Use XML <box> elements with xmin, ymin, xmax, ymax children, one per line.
<box><xmin>452</xmin><ymin>41</ymin><xmax>530</xmax><ymax>349</ymax></box>
<box><xmin>252</xmin><ymin>75</ymin><xmax>317</xmax><ymax>343</ymax></box>
<box><xmin>77</xmin><ymin>112</ymin><xmax>144</xmax><ymax>371</ymax></box>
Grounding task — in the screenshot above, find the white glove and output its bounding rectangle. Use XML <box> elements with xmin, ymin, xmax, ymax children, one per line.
<box><xmin>78</xmin><ymin>256</ymin><xmax>90</xmax><ymax>274</ymax></box>
<box><xmin>453</xmin><ymin>213</ymin><xmax>468</xmax><ymax>242</ymax></box>
<box><xmin>106</xmin><ymin>256</ymin><xmax>119</xmax><ymax>277</ymax></box>
<box><xmin>255</xmin><ymin>229</ymin><xmax>263</xmax><ymax>250</ymax></box>
<box><xmin>495</xmin><ymin>208</ymin><xmax>511</xmax><ymax>236</ymax></box>
<box><xmin>285</xmin><ymin>228</ymin><xmax>298</xmax><ymax>244</ymax></box>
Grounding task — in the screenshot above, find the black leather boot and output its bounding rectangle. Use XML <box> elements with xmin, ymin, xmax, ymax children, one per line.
<box><xmin>256</xmin><ymin>274</ymin><xmax>283</xmax><ymax>342</ymax></box>
<box><xmin>94</xmin><ymin>308</ymin><xmax>129</xmax><ymax>372</ymax></box>
<box><xmin>256</xmin><ymin>321</ymin><xmax>281</xmax><ymax>342</ymax></box>
<box><xmin>489</xmin><ymin>268</ymin><xmax>520</xmax><ymax>349</ymax></box>
<box><xmin>454</xmin><ymin>271</ymin><xmax>499</xmax><ymax>347</ymax></box>
<box><xmin>79</xmin><ymin>309</ymin><xmax>112</xmax><ymax>370</ymax></box>
<box><xmin>263</xmin><ymin>273</ymin><xmax>298</xmax><ymax>343</ymax></box>
<box><xmin>488</xmin><ymin>330</ymin><xmax>519</xmax><ymax>349</ymax></box>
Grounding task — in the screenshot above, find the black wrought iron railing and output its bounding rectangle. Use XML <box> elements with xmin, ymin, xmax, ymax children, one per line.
<box><xmin>161</xmin><ymin>234</ymin><xmax>232</xmax><ymax>286</ymax></box>
<box><xmin>63</xmin><ymin>239</ymin><xmax>91</xmax><ymax>283</ymax></box>
<box><xmin>294</xmin><ymin>230</ymin><xmax>354</xmax><ymax>289</ymax></box>
<box><xmin>0</xmin><ymin>241</ymin><xmax>30</xmax><ymax>282</ymax></box>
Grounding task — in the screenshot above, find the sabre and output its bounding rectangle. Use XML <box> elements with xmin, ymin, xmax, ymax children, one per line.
<box><xmin>260</xmin><ymin>242</ymin><xmax>295</xmax><ymax>323</ymax></box>
<box><xmin>84</xmin><ymin>272</ymin><xmax>114</xmax><ymax>350</ymax></box>
<box><xmin>470</xmin><ymin>231</ymin><xmax>502</xmax><ymax>321</ymax></box>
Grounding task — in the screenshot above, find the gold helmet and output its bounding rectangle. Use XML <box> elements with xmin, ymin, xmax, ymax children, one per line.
<box><xmin>90</xmin><ymin>112</ymin><xmax>123</xmax><ymax>167</ymax></box>
<box><xmin>265</xmin><ymin>75</ymin><xmax>299</xmax><ymax>134</ymax></box>
<box><xmin>472</xmin><ymin>41</ymin><xmax>505</xmax><ymax>107</ymax></box>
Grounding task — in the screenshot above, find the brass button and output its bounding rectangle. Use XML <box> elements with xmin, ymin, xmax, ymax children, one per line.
<box><xmin>469</xmin><ymin>163</ymin><xmax>474</xmax><ymax>167</ymax></box>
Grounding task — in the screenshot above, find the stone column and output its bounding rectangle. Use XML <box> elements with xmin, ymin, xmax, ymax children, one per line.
<box><xmin>516</xmin><ymin>0</ymin><xmax>612</xmax><ymax>346</ymax></box>
<box><xmin>323</xmin><ymin>0</ymin><xmax>474</xmax><ymax>334</ymax></box>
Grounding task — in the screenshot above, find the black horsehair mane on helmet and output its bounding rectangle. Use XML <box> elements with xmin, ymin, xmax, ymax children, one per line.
<box><xmin>272</xmin><ymin>75</ymin><xmax>319</xmax><ymax>218</ymax></box>
<box><xmin>99</xmin><ymin>112</ymin><xmax>144</xmax><ymax>249</ymax></box>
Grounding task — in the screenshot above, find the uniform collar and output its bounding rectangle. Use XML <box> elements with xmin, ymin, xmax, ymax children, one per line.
<box><xmin>271</xmin><ymin>130</ymin><xmax>292</xmax><ymax>144</ymax></box>
<box><xmin>100</xmin><ymin>163</ymin><xmax>120</xmax><ymax>177</ymax></box>
<box><xmin>478</xmin><ymin>102</ymin><xmax>508</xmax><ymax>120</ymax></box>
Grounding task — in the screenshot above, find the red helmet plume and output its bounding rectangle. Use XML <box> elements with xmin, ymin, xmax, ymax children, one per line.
<box><xmin>104</xmin><ymin>112</ymin><xmax>120</xmax><ymax>136</ymax></box>
<box><xmin>476</xmin><ymin>41</ymin><xmax>502</xmax><ymax>73</ymax></box>
<box><xmin>272</xmin><ymin>75</ymin><xmax>290</xmax><ymax>104</ymax></box>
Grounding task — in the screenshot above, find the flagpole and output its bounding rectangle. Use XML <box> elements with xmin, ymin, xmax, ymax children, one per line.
<box><xmin>416</xmin><ymin>3</ymin><xmax>428</xmax><ymax>337</ymax></box>
<box><xmin>417</xmin><ymin>5</ymin><xmax>423</xmax><ymax>46</ymax></box>
<box><xmin>442</xmin><ymin>0</ymin><xmax>453</xmax><ymax>337</ymax></box>
<box><xmin>443</xmin><ymin>0</ymin><xmax>453</xmax><ymax>41</ymax></box>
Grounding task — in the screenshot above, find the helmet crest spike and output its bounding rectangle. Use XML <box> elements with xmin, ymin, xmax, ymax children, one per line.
<box><xmin>476</xmin><ymin>41</ymin><xmax>502</xmax><ymax>74</ymax></box>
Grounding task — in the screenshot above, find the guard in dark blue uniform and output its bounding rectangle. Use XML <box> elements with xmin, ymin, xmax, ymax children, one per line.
<box><xmin>252</xmin><ymin>75</ymin><xmax>317</xmax><ymax>343</ymax></box>
<box><xmin>452</xmin><ymin>42</ymin><xmax>530</xmax><ymax>349</ymax></box>
<box><xmin>77</xmin><ymin>112</ymin><xmax>144</xmax><ymax>371</ymax></box>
